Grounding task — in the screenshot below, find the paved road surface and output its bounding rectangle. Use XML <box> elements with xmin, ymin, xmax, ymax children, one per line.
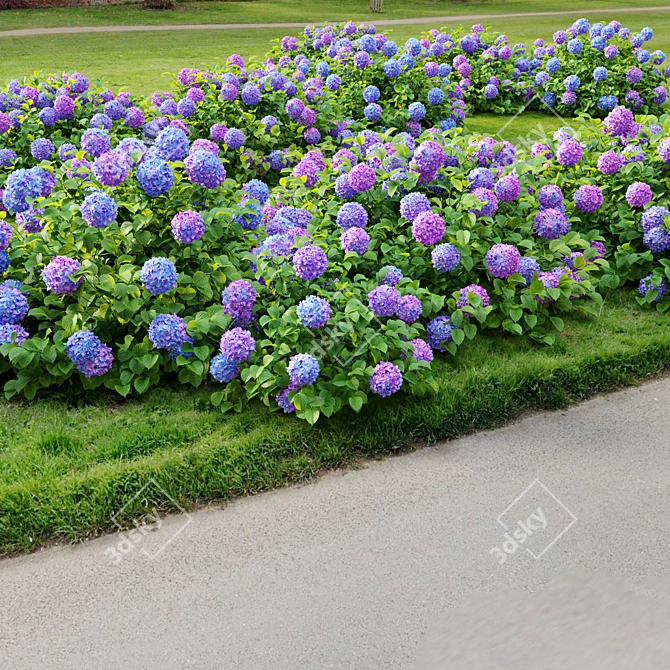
<box><xmin>1</xmin><ymin>378</ymin><xmax>670</xmax><ymax>669</ymax></box>
<box><xmin>1</xmin><ymin>6</ymin><xmax>669</xmax><ymax>38</ymax></box>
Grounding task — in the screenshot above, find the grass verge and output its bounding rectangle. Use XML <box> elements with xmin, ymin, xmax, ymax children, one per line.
<box><xmin>2</xmin><ymin>289</ymin><xmax>670</xmax><ymax>556</ymax></box>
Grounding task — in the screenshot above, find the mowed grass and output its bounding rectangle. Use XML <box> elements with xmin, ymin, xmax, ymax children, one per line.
<box><xmin>4</xmin><ymin>0</ymin><xmax>670</xmax><ymax>31</ymax></box>
<box><xmin>1</xmin><ymin>2</ymin><xmax>670</xmax><ymax>95</ymax></box>
<box><xmin>3</xmin><ymin>290</ymin><xmax>670</xmax><ymax>555</ymax></box>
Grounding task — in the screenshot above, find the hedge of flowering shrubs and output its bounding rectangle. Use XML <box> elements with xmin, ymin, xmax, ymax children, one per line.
<box><xmin>284</xmin><ymin>18</ymin><xmax>668</xmax><ymax>118</ymax></box>
<box><xmin>1</xmin><ymin>19</ymin><xmax>670</xmax><ymax>423</ymax></box>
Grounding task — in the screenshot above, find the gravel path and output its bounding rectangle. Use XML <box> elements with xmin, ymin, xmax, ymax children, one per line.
<box><xmin>1</xmin><ymin>5</ymin><xmax>669</xmax><ymax>38</ymax></box>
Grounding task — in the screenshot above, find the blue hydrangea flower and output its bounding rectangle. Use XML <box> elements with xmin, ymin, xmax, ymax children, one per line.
<box><xmin>210</xmin><ymin>354</ymin><xmax>239</xmax><ymax>382</ymax></box>
<box><xmin>154</xmin><ymin>126</ymin><xmax>190</xmax><ymax>162</ymax></box>
<box><xmin>399</xmin><ymin>192</ymin><xmax>431</xmax><ymax>222</ymax></box>
<box><xmin>639</xmin><ymin>274</ymin><xmax>667</xmax><ymax>300</ymax></box>
<box><xmin>296</xmin><ymin>296</ymin><xmax>331</xmax><ymax>328</ymax></box>
<box><xmin>426</xmin><ymin>316</ymin><xmax>457</xmax><ymax>351</ymax></box>
<box><xmin>336</xmin><ymin>202</ymin><xmax>368</xmax><ymax>229</ymax></box>
<box><xmin>149</xmin><ymin>313</ymin><xmax>190</xmax><ymax>352</ymax></box>
<box><xmin>593</xmin><ymin>66</ymin><xmax>608</xmax><ymax>81</ymax></box>
<box><xmin>408</xmin><ymin>102</ymin><xmax>426</xmax><ymax>121</ymax></box>
<box><xmin>140</xmin><ymin>257</ymin><xmax>178</xmax><ymax>294</ymax></box>
<box><xmin>81</xmin><ymin>190</ymin><xmax>117</xmax><ymax>229</ymax></box>
<box><xmin>0</xmin><ymin>323</ymin><xmax>28</xmax><ymax>347</ymax></box>
<box><xmin>81</xmin><ymin>128</ymin><xmax>111</xmax><ymax>157</ymax></box>
<box><xmin>380</xmin><ymin>266</ymin><xmax>403</xmax><ymax>286</ymax></box>
<box><xmin>136</xmin><ymin>157</ymin><xmax>174</xmax><ymax>197</ymax></box>
<box><xmin>431</xmin><ymin>243</ymin><xmax>460</xmax><ymax>272</ymax></box>
<box><xmin>287</xmin><ymin>353</ymin><xmax>320</xmax><ymax>386</ymax></box>
<box><xmin>427</xmin><ymin>88</ymin><xmax>444</xmax><ymax>105</ymax></box>
<box><xmin>66</xmin><ymin>330</ymin><xmax>101</xmax><ymax>366</ymax></box>
<box><xmin>518</xmin><ymin>256</ymin><xmax>541</xmax><ymax>285</ymax></box>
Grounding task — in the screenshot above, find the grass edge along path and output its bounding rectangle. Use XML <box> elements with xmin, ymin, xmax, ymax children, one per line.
<box><xmin>2</xmin><ymin>291</ymin><xmax>670</xmax><ymax>556</ymax></box>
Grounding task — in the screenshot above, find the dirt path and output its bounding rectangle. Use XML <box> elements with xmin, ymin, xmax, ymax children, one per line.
<box><xmin>1</xmin><ymin>5</ymin><xmax>669</xmax><ymax>38</ymax></box>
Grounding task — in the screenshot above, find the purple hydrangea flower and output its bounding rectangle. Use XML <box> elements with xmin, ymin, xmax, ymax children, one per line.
<box><xmin>224</xmin><ymin>128</ymin><xmax>245</xmax><ymax>149</ymax></box>
<box><xmin>641</xmin><ymin>206</ymin><xmax>669</xmax><ymax>232</ymax></box>
<box><xmin>468</xmin><ymin>167</ymin><xmax>495</xmax><ymax>190</ymax></box>
<box><xmin>0</xmin><ymin>323</ymin><xmax>29</xmax><ymax>347</ymax></box>
<box><xmin>287</xmin><ymin>353</ymin><xmax>320</xmax><ymax>386</ymax></box>
<box><xmin>341</xmin><ymin>227</ymin><xmax>370</xmax><ymax>254</ymax></box>
<box><xmin>412</xmin><ymin>211</ymin><xmax>445</xmax><ymax>245</ymax></box>
<box><xmin>626</xmin><ymin>182</ymin><xmax>652</xmax><ymax>208</ymax></box>
<box><xmin>556</xmin><ymin>140</ymin><xmax>582</xmax><ymax>166</ymax></box>
<box><xmin>81</xmin><ymin>128</ymin><xmax>111</xmax><ymax>157</ymax></box>
<box><xmin>140</xmin><ymin>257</ymin><xmax>178</xmax><ymax>294</ymax></box>
<box><xmin>368</xmin><ymin>285</ymin><xmax>400</xmax><ymax>317</ymax></box>
<box><xmin>573</xmin><ymin>184</ymin><xmax>603</xmax><ymax>212</ymax></box>
<box><xmin>494</xmin><ymin>174</ymin><xmax>521</xmax><ymax>202</ymax></box>
<box><xmin>0</xmin><ymin>221</ymin><xmax>13</xmax><ymax>251</ymax></box>
<box><xmin>408</xmin><ymin>339</ymin><xmax>433</xmax><ymax>362</ymax></box>
<box><xmin>396</xmin><ymin>295</ymin><xmax>422</xmax><ymax>323</ymax></box>
<box><xmin>644</xmin><ymin>227</ymin><xmax>670</xmax><ymax>252</ymax></box>
<box><xmin>604</xmin><ymin>107</ymin><xmax>634</xmax><ymax>136</ymax></box>
<box><xmin>220</xmin><ymin>327</ymin><xmax>255</xmax><ymax>363</ymax></box>
<box><xmin>41</xmin><ymin>256</ymin><xmax>82</xmax><ymax>294</ymax></box>
<box><xmin>486</xmin><ymin>244</ymin><xmax>520</xmax><ymax>278</ymax></box>
<box><xmin>471</xmin><ymin>188</ymin><xmax>499</xmax><ymax>217</ymax></box>
<box><xmin>369</xmin><ymin>361</ymin><xmax>403</xmax><ymax>397</ymax></box>
<box><xmin>184</xmin><ymin>150</ymin><xmax>226</xmax><ymax>189</ymax></box>
<box><xmin>534</xmin><ymin>208</ymin><xmax>569</xmax><ymax>239</ymax></box>
<box><xmin>597</xmin><ymin>151</ymin><xmax>623</xmax><ymax>175</ymax></box>
<box><xmin>348</xmin><ymin>164</ymin><xmax>376</xmax><ymax>193</ymax></box>
<box><xmin>293</xmin><ymin>244</ymin><xmax>327</xmax><ymax>280</ymax></box>
<box><xmin>222</xmin><ymin>280</ymin><xmax>257</xmax><ymax>321</ymax></box>
<box><xmin>457</xmin><ymin>284</ymin><xmax>490</xmax><ymax>310</ymax></box>
<box><xmin>296</xmin><ymin>296</ymin><xmax>331</xmax><ymax>328</ymax></box>
<box><xmin>171</xmin><ymin>210</ymin><xmax>205</xmax><ymax>244</ymax></box>
<box><xmin>399</xmin><ymin>192</ymin><xmax>431</xmax><ymax>222</ymax></box>
<box><xmin>31</xmin><ymin>138</ymin><xmax>54</xmax><ymax>161</ymax></box>
<box><xmin>538</xmin><ymin>184</ymin><xmax>563</xmax><ymax>210</ymax></box>
<box><xmin>92</xmin><ymin>151</ymin><xmax>130</xmax><ymax>187</ymax></box>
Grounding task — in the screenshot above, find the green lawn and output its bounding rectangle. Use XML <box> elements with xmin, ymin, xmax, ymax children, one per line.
<box><xmin>1</xmin><ymin>1</ymin><xmax>670</xmax><ymax>95</ymax></box>
<box><xmin>3</xmin><ymin>290</ymin><xmax>670</xmax><ymax>555</ymax></box>
<box><xmin>3</xmin><ymin>0</ymin><xmax>670</xmax><ymax>31</ymax></box>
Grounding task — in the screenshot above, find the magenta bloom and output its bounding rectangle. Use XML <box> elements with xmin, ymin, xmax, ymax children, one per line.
<box><xmin>626</xmin><ymin>182</ymin><xmax>653</xmax><ymax>208</ymax></box>
<box><xmin>293</xmin><ymin>244</ymin><xmax>327</xmax><ymax>280</ymax></box>
<box><xmin>347</xmin><ymin>164</ymin><xmax>376</xmax><ymax>193</ymax></box>
<box><xmin>412</xmin><ymin>211</ymin><xmax>445</xmax><ymax>245</ymax></box>
<box><xmin>486</xmin><ymin>244</ymin><xmax>520</xmax><ymax>278</ymax></box>
<box><xmin>368</xmin><ymin>285</ymin><xmax>400</xmax><ymax>317</ymax></box>
<box><xmin>556</xmin><ymin>140</ymin><xmax>582</xmax><ymax>166</ymax></box>
<box><xmin>171</xmin><ymin>210</ymin><xmax>205</xmax><ymax>244</ymax></box>
<box><xmin>457</xmin><ymin>284</ymin><xmax>490</xmax><ymax>309</ymax></box>
<box><xmin>369</xmin><ymin>362</ymin><xmax>403</xmax><ymax>397</ymax></box>
<box><xmin>573</xmin><ymin>185</ymin><xmax>603</xmax><ymax>213</ymax></box>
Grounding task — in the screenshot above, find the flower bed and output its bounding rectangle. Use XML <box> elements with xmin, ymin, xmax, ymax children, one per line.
<box><xmin>1</xmin><ymin>18</ymin><xmax>670</xmax><ymax>424</ymax></box>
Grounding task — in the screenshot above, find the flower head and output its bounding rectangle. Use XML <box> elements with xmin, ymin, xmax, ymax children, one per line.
<box><xmin>369</xmin><ymin>362</ymin><xmax>403</xmax><ymax>397</ymax></box>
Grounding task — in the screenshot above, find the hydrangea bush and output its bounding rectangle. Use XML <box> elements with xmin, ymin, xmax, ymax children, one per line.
<box><xmin>1</xmin><ymin>19</ymin><xmax>670</xmax><ymax>424</ymax></box>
